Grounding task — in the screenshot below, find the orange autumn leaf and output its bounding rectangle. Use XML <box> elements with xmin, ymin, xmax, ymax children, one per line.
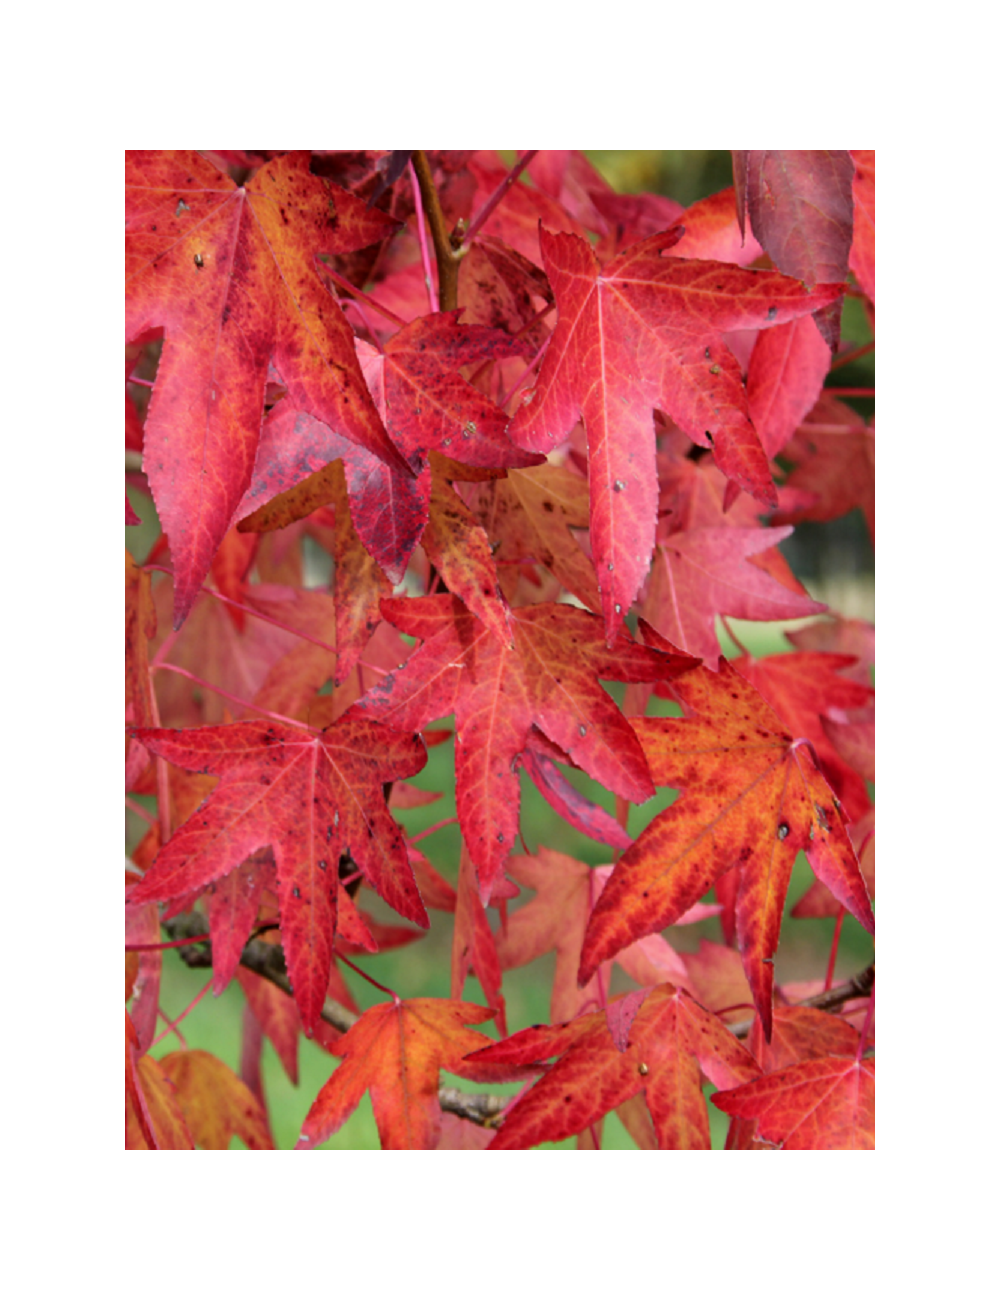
<box><xmin>580</xmin><ymin>629</ymin><xmax>874</xmax><ymax>1040</ymax></box>
<box><xmin>158</xmin><ymin>1049</ymin><xmax>273</xmax><ymax>1150</ymax></box>
<box><xmin>467</xmin><ymin>984</ymin><xmax>759</xmax><ymax>1150</ymax></box>
<box><xmin>713</xmin><ymin>1052</ymin><xmax>875</xmax><ymax>1150</ymax></box>
<box><xmin>297</xmin><ymin>999</ymin><xmax>521</xmax><ymax>1150</ymax></box>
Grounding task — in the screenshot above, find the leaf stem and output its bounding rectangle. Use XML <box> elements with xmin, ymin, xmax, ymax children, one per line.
<box><xmin>126</xmin><ymin>933</ymin><xmax>211</xmax><ymax>952</ymax></box>
<box><xmin>829</xmin><ymin>339</ymin><xmax>874</xmax><ymax>372</ymax></box>
<box><xmin>499</xmin><ymin>333</ymin><xmax>551</xmax><ymax>411</ymax></box>
<box><xmin>408</xmin><ymin>816</ymin><xmax>460</xmax><ymax>844</ymax></box>
<box><xmin>125</xmin><ymin>795</ymin><xmax>157</xmax><ymax>827</ymax></box>
<box><xmin>409</xmin><ymin>157</ymin><xmax>440</xmax><ymax>314</ymax></box>
<box><xmin>720</xmin><ymin>615</ymin><xmax>751</xmax><ymax>660</ymax></box>
<box><xmin>333</xmin><ymin>947</ymin><xmax>399</xmax><ymax>1001</ymax></box>
<box><xmin>319</xmin><ymin>260</ymin><xmax>407</xmax><ymax>329</ymax></box>
<box><xmin>152</xmin><ymin>663</ymin><xmax>320</xmax><ymax>733</ymax></box>
<box><xmin>855</xmin><ymin>984</ymin><xmax>875</xmax><ymax>1060</ymax></box>
<box><xmin>825</xmin><ymin>387</ymin><xmax>875</xmax><ymax>398</ymax></box>
<box><xmin>151</xmin><ymin>975</ymin><xmax>213</xmax><ymax>1047</ymax></box>
<box><xmin>824</xmin><ymin>907</ymin><xmax>845</xmax><ymax>991</ymax></box>
<box><xmin>462</xmin><ymin>150</ymin><xmax>538</xmax><ymax>247</ymax></box>
<box><xmin>145</xmin><ymin>568</ymin><xmax>340</xmax><ymax>658</ymax></box>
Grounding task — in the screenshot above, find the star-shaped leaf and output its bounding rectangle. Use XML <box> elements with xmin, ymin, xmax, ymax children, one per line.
<box><xmin>352</xmin><ymin>595</ymin><xmax>698</xmax><ymax>899</ymax></box>
<box><xmin>713</xmin><ymin>1052</ymin><xmax>875</xmax><ymax>1150</ymax></box>
<box><xmin>580</xmin><ymin>629</ymin><xmax>874</xmax><ymax>1039</ymax></box>
<box><xmin>127</xmin><ymin>714</ymin><xmax>427</xmax><ymax>1032</ymax></box>
<box><xmin>126</xmin><ymin>150</ymin><xmax>408</xmax><ymax>625</ymax></box>
<box><xmin>508</xmin><ymin>226</ymin><xmax>843</xmax><ymax>641</ymax></box>
<box><xmin>297</xmin><ymin>998</ymin><xmax>520</xmax><ymax>1150</ymax></box>
<box><xmin>466</xmin><ymin>984</ymin><xmax>759</xmax><ymax>1150</ymax></box>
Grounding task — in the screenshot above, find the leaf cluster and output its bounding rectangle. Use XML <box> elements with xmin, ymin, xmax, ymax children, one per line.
<box><xmin>126</xmin><ymin>149</ymin><xmax>874</xmax><ymax>1150</ymax></box>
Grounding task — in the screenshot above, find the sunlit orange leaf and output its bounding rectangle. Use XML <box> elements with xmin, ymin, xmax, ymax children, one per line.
<box><xmin>580</xmin><ymin>634</ymin><xmax>874</xmax><ymax>1039</ymax></box>
<box><xmin>155</xmin><ymin>1049</ymin><xmax>273</xmax><ymax>1150</ymax></box>
<box><xmin>297</xmin><ymin>999</ymin><xmax>519</xmax><ymax>1150</ymax></box>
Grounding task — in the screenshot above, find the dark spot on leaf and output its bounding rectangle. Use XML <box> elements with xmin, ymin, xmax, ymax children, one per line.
<box><xmin>777</xmin><ymin>822</ymin><xmax>790</xmax><ymax>840</ymax></box>
<box><xmin>767</xmin><ymin>306</ymin><xmax>777</xmax><ymax>321</ymax></box>
<box><xmin>292</xmin><ymin>887</ymin><xmax>301</xmax><ymax>899</ymax></box>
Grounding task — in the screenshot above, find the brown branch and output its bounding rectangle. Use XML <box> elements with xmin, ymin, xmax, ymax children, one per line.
<box><xmin>727</xmin><ymin>962</ymin><xmax>875</xmax><ymax>1040</ymax></box>
<box><xmin>410</xmin><ymin>151</ymin><xmax>461</xmax><ymax>312</ymax></box>
<box><xmin>160</xmin><ymin>913</ymin><xmax>510</xmax><ymax>1126</ymax></box>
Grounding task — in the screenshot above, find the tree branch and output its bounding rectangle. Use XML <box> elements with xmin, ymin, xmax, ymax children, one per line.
<box><xmin>158</xmin><ymin>914</ymin><xmax>873</xmax><ymax>1131</ymax></box>
<box><xmin>727</xmin><ymin>962</ymin><xmax>875</xmax><ymax>1039</ymax></box>
<box><xmin>410</xmin><ymin>151</ymin><xmax>461</xmax><ymax>313</ymax></box>
<box><xmin>160</xmin><ymin>913</ymin><xmax>510</xmax><ymax>1126</ymax></box>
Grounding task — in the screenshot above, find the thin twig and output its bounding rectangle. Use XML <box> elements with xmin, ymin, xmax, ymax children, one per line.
<box><xmin>727</xmin><ymin>962</ymin><xmax>875</xmax><ymax>1040</ymax></box>
<box><xmin>410</xmin><ymin>151</ymin><xmax>460</xmax><ymax>313</ymax></box>
<box><xmin>160</xmin><ymin>914</ymin><xmax>511</xmax><ymax>1125</ymax></box>
<box><xmin>462</xmin><ymin>150</ymin><xmax>538</xmax><ymax>247</ymax></box>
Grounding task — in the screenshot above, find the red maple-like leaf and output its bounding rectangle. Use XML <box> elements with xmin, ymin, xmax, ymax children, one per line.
<box><xmin>235</xmin><ymin>314</ymin><xmax>538</xmax><ymax>585</ymax></box>
<box><xmin>126</xmin><ymin>150</ymin><xmax>408</xmax><ymax>626</ymax></box>
<box><xmin>641</xmin><ymin>525</ymin><xmax>826</xmax><ymax>668</ymax></box>
<box><xmin>580</xmin><ymin>629</ymin><xmax>874</xmax><ymax>1039</ymax></box>
<box><xmin>746</xmin><ymin>316</ymin><xmax>831</xmax><ymax>459</ymax></box>
<box><xmin>297</xmin><ymin>998</ymin><xmax>521</xmax><ymax>1150</ymax></box>
<box><xmin>713</xmin><ymin>1052</ymin><xmax>875</xmax><ymax>1150</ymax></box>
<box><xmin>466</xmin><ymin>984</ymin><xmax>759</xmax><ymax>1150</ymax></box>
<box><xmin>497</xmin><ymin>848</ymin><xmax>693</xmax><ymax>1023</ymax></box>
<box><xmin>127</xmin><ymin>714</ymin><xmax>427</xmax><ymax>1032</ymax></box>
<box><xmin>507</xmin><ymin>226</ymin><xmax>843</xmax><ymax>641</ymax></box>
<box><xmin>352</xmin><ymin>594</ymin><xmax>698</xmax><ymax>899</ymax></box>
<box><xmin>773</xmin><ymin>393</ymin><xmax>875</xmax><ymax>542</ymax></box>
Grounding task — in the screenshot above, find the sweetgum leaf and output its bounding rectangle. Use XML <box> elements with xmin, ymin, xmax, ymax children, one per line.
<box><xmin>127</xmin><ymin>714</ymin><xmax>427</xmax><ymax>1032</ymax></box>
<box><xmin>496</xmin><ymin>849</ymin><xmax>690</xmax><ymax>1023</ymax></box>
<box><xmin>467</xmin><ymin>984</ymin><xmax>759</xmax><ymax>1150</ymax></box>
<box><xmin>352</xmin><ymin>595</ymin><xmax>698</xmax><ymax>900</ymax></box>
<box><xmin>580</xmin><ymin>630</ymin><xmax>874</xmax><ymax>1040</ymax></box>
<box><xmin>713</xmin><ymin>1053</ymin><xmax>875</xmax><ymax>1150</ymax></box>
<box><xmin>642</xmin><ymin>526</ymin><xmax>826</xmax><ymax>668</ymax></box>
<box><xmin>158</xmin><ymin>1049</ymin><xmax>274</xmax><ymax>1150</ymax></box>
<box><xmin>126</xmin><ymin>150</ymin><xmax>408</xmax><ymax>626</ymax></box>
<box><xmin>297</xmin><ymin>999</ymin><xmax>519</xmax><ymax>1150</ymax></box>
<box><xmin>731</xmin><ymin>651</ymin><xmax>874</xmax><ymax>819</ymax></box>
<box><xmin>508</xmin><ymin>226</ymin><xmax>843</xmax><ymax>641</ymax></box>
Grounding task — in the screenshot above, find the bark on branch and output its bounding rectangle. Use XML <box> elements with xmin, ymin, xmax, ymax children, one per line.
<box><xmin>160</xmin><ymin>913</ymin><xmax>508</xmax><ymax>1127</ymax></box>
